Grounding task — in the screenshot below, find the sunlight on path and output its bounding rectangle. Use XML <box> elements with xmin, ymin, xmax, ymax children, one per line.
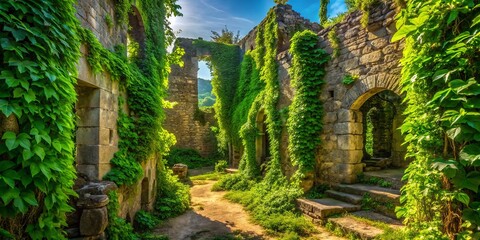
<box><xmin>153</xmin><ymin>180</ymin><xmax>345</xmax><ymax>240</ymax></box>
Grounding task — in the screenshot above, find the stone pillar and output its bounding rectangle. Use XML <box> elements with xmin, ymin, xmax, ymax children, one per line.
<box><xmin>335</xmin><ymin>109</ymin><xmax>364</xmax><ymax>183</ymax></box>
<box><xmin>67</xmin><ymin>181</ymin><xmax>117</xmax><ymax>239</ymax></box>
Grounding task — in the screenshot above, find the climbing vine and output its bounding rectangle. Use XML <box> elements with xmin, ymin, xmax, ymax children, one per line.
<box><xmin>0</xmin><ymin>0</ymin><xmax>80</xmax><ymax>239</ymax></box>
<box><xmin>394</xmin><ymin>0</ymin><xmax>480</xmax><ymax>238</ymax></box>
<box><xmin>192</xmin><ymin>40</ymin><xmax>241</xmax><ymax>151</ymax></box>
<box><xmin>288</xmin><ymin>30</ymin><xmax>330</xmax><ymax>178</ymax></box>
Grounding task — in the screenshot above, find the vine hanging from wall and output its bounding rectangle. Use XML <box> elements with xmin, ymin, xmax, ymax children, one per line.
<box><xmin>288</xmin><ymin>30</ymin><xmax>330</xmax><ymax>180</ymax></box>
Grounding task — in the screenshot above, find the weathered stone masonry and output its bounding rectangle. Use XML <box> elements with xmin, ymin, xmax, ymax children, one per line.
<box><xmin>68</xmin><ymin>1</ymin><xmax>159</xmax><ymax>238</ymax></box>
<box><xmin>164</xmin><ymin>38</ymin><xmax>218</xmax><ymax>157</ymax></box>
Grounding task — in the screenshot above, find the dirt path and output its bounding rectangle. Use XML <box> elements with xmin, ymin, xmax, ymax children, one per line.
<box><xmin>153</xmin><ymin>180</ymin><xmax>344</xmax><ymax>240</ymax></box>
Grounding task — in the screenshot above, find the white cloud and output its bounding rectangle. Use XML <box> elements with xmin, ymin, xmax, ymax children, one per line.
<box><xmin>169</xmin><ymin>0</ymin><xmax>256</xmax><ymax>41</ymax></box>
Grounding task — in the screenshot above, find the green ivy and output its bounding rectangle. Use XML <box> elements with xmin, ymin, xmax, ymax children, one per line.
<box><xmin>106</xmin><ymin>191</ymin><xmax>139</xmax><ymax>240</ymax></box>
<box><xmin>394</xmin><ymin>0</ymin><xmax>480</xmax><ymax>238</ymax></box>
<box><xmin>327</xmin><ymin>26</ymin><xmax>340</xmax><ymax>58</ymax></box>
<box><xmin>0</xmin><ymin>1</ymin><xmax>80</xmax><ymax>238</ymax></box>
<box><xmin>193</xmin><ymin>40</ymin><xmax>241</xmax><ymax>151</ymax></box>
<box><xmin>342</xmin><ymin>74</ymin><xmax>359</xmax><ymax>85</ymax></box>
<box><xmin>288</xmin><ymin>30</ymin><xmax>329</xmax><ymax>177</ymax></box>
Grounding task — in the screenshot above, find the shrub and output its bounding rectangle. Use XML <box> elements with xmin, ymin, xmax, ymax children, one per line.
<box><xmin>154</xmin><ymin>167</ymin><xmax>190</xmax><ymax>219</ymax></box>
<box><xmin>215</xmin><ymin>160</ymin><xmax>228</xmax><ymax>173</ymax></box>
<box><xmin>212</xmin><ymin>173</ymin><xmax>256</xmax><ymax>191</ymax></box>
<box><xmin>165</xmin><ymin>148</ymin><xmax>214</xmax><ymax>169</ymax></box>
<box><xmin>134</xmin><ymin>210</ymin><xmax>160</xmax><ymax>232</ymax></box>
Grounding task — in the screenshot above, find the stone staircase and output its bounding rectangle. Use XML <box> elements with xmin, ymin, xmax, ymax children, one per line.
<box><xmin>298</xmin><ymin>179</ymin><xmax>403</xmax><ymax>239</ymax></box>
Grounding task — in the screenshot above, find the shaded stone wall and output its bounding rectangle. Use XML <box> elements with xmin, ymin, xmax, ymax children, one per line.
<box><xmin>164</xmin><ymin>38</ymin><xmax>218</xmax><ymax>157</ymax></box>
<box><xmin>71</xmin><ymin>1</ymin><xmax>159</xmax><ymax>237</ymax></box>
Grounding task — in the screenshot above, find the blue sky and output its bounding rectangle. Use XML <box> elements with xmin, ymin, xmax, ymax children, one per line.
<box><xmin>169</xmin><ymin>0</ymin><xmax>348</xmax><ymax>79</ymax></box>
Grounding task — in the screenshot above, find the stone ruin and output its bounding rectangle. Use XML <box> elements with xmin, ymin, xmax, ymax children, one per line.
<box><xmin>169</xmin><ymin>1</ymin><xmax>408</xmax><ymax>185</ymax></box>
<box><xmin>0</xmin><ymin>0</ymin><xmax>409</xmax><ymax>237</ymax></box>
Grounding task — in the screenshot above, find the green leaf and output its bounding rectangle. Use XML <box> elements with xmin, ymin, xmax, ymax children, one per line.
<box><xmin>455</xmin><ymin>192</ymin><xmax>470</xmax><ymax>206</ymax></box>
<box><xmin>30</xmin><ymin>163</ymin><xmax>40</xmax><ymax>177</ymax></box>
<box><xmin>13</xmin><ymin>198</ymin><xmax>27</xmax><ymax>213</ymax></box>
<box><xmin>22</xmin><ymin>149</ymin><xmax>34</xmax><ymax>160</ymax></box>
<box><xmin>1</xmin><ymin>188</ymin><xmax>20</xmax><ymax>205</ymax></box>
<box><xmin>392</xmin><ymin>24</ymin><xmax>417</xmax><ymax>42</ymax></box>
<box><xmin>2</xmin><ymin>131</ymin><xmax>16</xmax><ymax>140</ymax></box>
<box><xmin>460</xmin><ymin>144</ymin><xmax>480</xmax><ymax>166</ymax></box>
<box><xmin>52</xmin><ymin>140</ymin><xmax>62</xmax><ymax>152</ymax></box>
<box><xmin>22</xmin><ymin>191</ymin><xmax>38</xmax><ymax>206</ymax></box>
<box><xmin>447</xmin><ymin>10</ymin><xmax>458</xmax><ymax>25</ymax></box>
<box><xmin>0</xmin><ymin>160</ymin><xmax>15</xmax><ymax>172</ymax></box>
<box><xmin>33</xmin><ymin>146</ymin><xmax>45</xmax><ymax>160</ymax></box>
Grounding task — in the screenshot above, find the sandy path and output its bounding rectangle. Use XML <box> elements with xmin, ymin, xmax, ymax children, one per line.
<box><xmin>153</xmin><ymin>180</ymin><xmax>344</xmax><ymax>240</ymax></box>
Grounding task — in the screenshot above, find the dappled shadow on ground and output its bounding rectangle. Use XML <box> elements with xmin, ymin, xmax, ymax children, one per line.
<box><xmin>152</xmin><ymin>210</ymin><xmax>266</xmax><ymax>240</ymax></box>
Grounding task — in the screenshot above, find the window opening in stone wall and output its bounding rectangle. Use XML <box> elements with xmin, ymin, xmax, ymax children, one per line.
<box><xmin>127</xmin><ymin>6</ymin><xmax>146</xmax><ymax>62</ymax></box>
<box><xmin>197</xmin><ymin>60</ymin><xmax>216</xmax><ymax>109</ymax></box>
<box><xmin>360</xmin><ymin>90</ymin><xmax>400</xmax><ymax>172</ymax></box>
<box><xmin>256</xmin><ymin>110</ymin><xmax>271</xmax><ymax>175</ymax></box>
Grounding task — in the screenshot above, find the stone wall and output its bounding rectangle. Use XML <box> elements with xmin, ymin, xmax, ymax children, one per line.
<box><xmin>72</xmin><ymin>1</ymin><xmax>159</xmax><ymax>236</ymax></box>
<box><xmin>164</xmin><ymin>38</ymin><xmax>218</xmax><ymax>157</ymax></box>
<box><xmin>313</xmin><ymin>2</ymin><xmax>407</xmax><ymax>183</ymax></box>
<box><xmin>238</xmin><ymin>2</ymin><xmax>407</xmax><ymax>184</ymax></box>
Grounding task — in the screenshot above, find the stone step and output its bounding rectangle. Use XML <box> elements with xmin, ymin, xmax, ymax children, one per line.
<box><xmin>297</xmin><ymin>198</ymin><xmax>361</xmax><ymax>219</ymax></box>
<box><xmin>333</xmin><ymin>184</ymin><xmax>400</xmax><ymax>218</ymax></box>
<box><xmin>351</xmin><ymin>211</ymin><xmax>403</xmax><ymax>230</ymax></box>
<box><xmin>325</xmin><ymin>190</ymin><xmax>363</xmax><ymax>205</ymax></box>
<box><xmin>363</xmin><ymin>170</ymin><xmax>405</xmax><ymax>190</ymax></box>
<box><xmin>328</xmin><ymin>215</ymin><xmax>385</xmax><ymax>240</ymax></box>
<box><xmin>333</xmin><ymin>184</ymin><xmax>400</xmax><ymax>204</ymax></box>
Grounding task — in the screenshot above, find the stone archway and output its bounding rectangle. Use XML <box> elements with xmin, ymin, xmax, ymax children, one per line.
<box><xmin>333</xmin><ymin>74</ymin><xmax>406</xmax><ymax>182</ymax></box>
<box><xmin>255</xmin><ymin>109</ymin><xmax>270</xmax><ymax>173</ymax></box>
<box><xmin>127</xmin><ymin>6</ymin><xmax>146</xmax><ymax>59</ymax></box>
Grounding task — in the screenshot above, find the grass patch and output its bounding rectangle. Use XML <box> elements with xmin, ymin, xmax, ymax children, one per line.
<box><xmin>223</xmin><ymin>186</ymin><xmax>316</xmax><ymax>238</ymax></box>
<box><xmin>190</xmin><ymin>172</ymin><xmax>226</xmax><ymax>181</ymax></box>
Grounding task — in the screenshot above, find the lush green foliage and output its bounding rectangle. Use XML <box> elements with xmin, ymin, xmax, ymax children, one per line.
<box><xmin>288</xmin><ymin>30</ymin><xmax>329</xmax><ymax>178</ymax></box>
<box><xmin>210</xmin><ymin>26</ymin><xmax>240</xmax><ymax>44</ymax></box>
<box><xmin>134</xmin><ymin>210</ymin><xmax>160</xmax><ymax>232</ymax></box>
<box><xmin>106</xmin><ymin>191</ymin><xmax>139</xmax><ymax>240</ymax></box>
<box><xmin>327</xmin><ymin>27</ymin><xmax>340</xmax><ymax>58</ymax></box>
<box><xmin>231</xmin><ymin>52</ymin><xmax>264</xmax><ymax>149</ymax></box>
<box><xmin>394</xmin><ymin>0</ymin><xmax>480</xmax><ymax>238</ymax></box>
<box><xmin>154</xmin><ymin>166</ymin><xmax>190</xmax><ymax>219</ymax></box>
<box><xmin>193</xmin><ymin>40</ymin><xmax>241</xmax><ymax>151</ymax></box>
<box><xmin>165</xmin><ymin>148</ymin><xmax>215</xmax><ymax>169</ymax></box>
<box><xmin>224</xmin><ymin>184</ymin><xmax>315</xmax><ymax>237</ymax></box>
<box><xmin>342</xmin><ymin>74</ymin><xmax>359</xmax><ymax>85</ymax></box>
<box><xmin>236</xmin><ymin>9</ymin><xmax>283</xmax><ymax>181</ymax></box>
<box><xmin>319</xmin><ymin>0</ymin><xmax>330</xmax><ymax>25</ymax></box>
<box><xmin>0</xmin><ymin>1</ymin><xmax>80</xmax><ymax>238</ymax></box>
<box><xmin>215</xmin><ymin>160</ymin><xmax>228</xmax><ymax>173</ymax></box>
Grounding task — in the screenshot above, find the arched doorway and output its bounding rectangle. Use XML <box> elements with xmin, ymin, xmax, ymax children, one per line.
<box><xmin>255</xmin><ymin>109</ymin><xmax>270</xmax><ymax>174</ymax></box>
<box><xmin>359</xmin><ymin>90</ymin><xmax>403</xmax><ymax>171</ymax></box>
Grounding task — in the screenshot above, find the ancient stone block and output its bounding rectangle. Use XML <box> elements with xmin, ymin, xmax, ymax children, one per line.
<box><xmin>338</xmin><ymin>135</ymin><xmax>363</xmax><ymax>150</ymax></box>
<box><xmin>332</xmin><ymin>150</ymin><xmax>363</xmax><ymax>164</ymax></box>
<box><xmin>337</xmin><ymin>109</ymin><xmax>361</xmax><ymax>123</ymax></box>
<box><xmin>323</xmin><ymin>112</ymin><xmax>337</xmax><ymax>123</ymax></box>
<box><xmin>77</xmin><ymin>194</ymin><xmax>109</xmax><ymax>209</ymax></box>
<box><xmin>76</xmin><ymin>181</ymin><xmax>118</xmax><ymax>197</ymax></box>
<box><xmin>172</xmin><ymin>164</ymin><xmax>188</xmax><ymax>179</ymax></box>
<box><xmin>77</xmin><ymin>165</ymin><xmax>98</xmax><ymax>181</ymax></box>
<box><xmin>80</xmin><ymin>207</ymin><xmax>108</xmax><ymax>236</ymax></box>
<box><xmin>334</xmin><ymin>122</ymin><xmax>363</xmax><ymax>135</ymax></box>
<box><xmin>360</xmin><ymin>51</ymin><xmax>383</xmax><ymax>65</ymax></box>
